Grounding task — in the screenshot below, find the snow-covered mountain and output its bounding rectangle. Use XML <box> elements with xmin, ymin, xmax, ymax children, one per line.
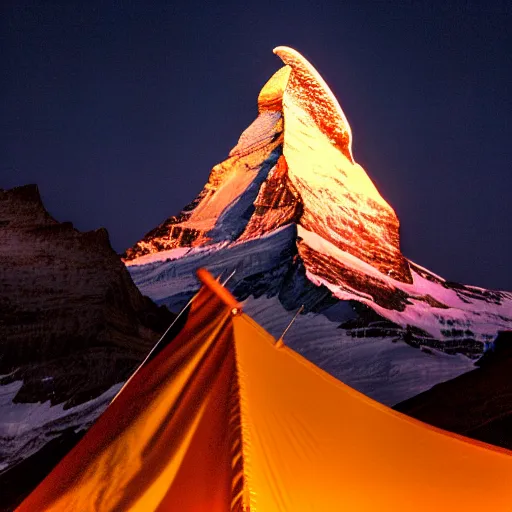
<box><xmin>0</xmin><ymin>185</ymin><xmax>172</xmax><ymax>508</ymax></box>
<box><xmin>124</xmin><ymin>46</ymin><xmax>512</xmax><ymax>407</ymax></box>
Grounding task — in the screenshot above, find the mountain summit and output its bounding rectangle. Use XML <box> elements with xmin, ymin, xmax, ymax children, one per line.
<box><xmin>125</xmin><ymin>47</ymin><xmax>512</xmax><ymax>409</ymax></box>
<box><xmin>124</xmin><ymin>46</ymin><xmax>410</xmax><ymax>283</ymax></box>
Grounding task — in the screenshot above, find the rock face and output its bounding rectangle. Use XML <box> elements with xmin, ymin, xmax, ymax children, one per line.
<box><xmin>0</xmin><ymin>185</ymin><xmax>173</xmax><ymax>479</ymax></box>
<box><xmin>124</xmin><ymin>47</ymin><xmax>512</xmax><ymax>416</ymax></box>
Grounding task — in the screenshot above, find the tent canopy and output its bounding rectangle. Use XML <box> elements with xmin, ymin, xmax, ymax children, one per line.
<box><xmin>18</xmin><ymin>269</ymin><xmax>512</xmax><ymax>511</ymax></box>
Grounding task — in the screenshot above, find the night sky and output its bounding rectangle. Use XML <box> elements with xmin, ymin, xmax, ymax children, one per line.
<box><xmin>2</xmin><ymin>1</ymin><xmax>511</xmax><ymax>290</ymax></box>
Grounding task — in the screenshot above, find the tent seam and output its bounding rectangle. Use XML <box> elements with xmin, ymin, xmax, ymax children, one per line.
<box><xmin>230</xmin><ymin>325</ymin><xmax>253</xmax><ymax>512</ymax></box>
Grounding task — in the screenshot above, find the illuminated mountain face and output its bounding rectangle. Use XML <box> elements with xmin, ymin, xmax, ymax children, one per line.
<box><xmin>123</xmin><ymin>47</ymin><xmax>411</xmax><ymax>283</ymax></box>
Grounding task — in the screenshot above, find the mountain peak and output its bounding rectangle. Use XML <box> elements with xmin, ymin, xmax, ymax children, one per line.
<box><xmin>124</xmin><ymin>46</ymin><xmax>410</xmax><ymax>282</ymax></box>
<box><xmin>257</xmin><ymin>65</ymin><xmax>291</xmax><ymax>112</ymax></box>
<box><xmin>273</xmin><ymin>46</ymin><xmax>354</xmax><ymax>162</ymax></box>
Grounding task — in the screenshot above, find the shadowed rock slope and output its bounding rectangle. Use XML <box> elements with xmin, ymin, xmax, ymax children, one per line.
<box><xmin>0</xmin><ymin>185</ymin><xmax>172</xmax><ymax>407</ymax></box>
<box><xmin>0</xmin><ymin>184</ymin><xmax>173</xmax><ymax>505</ymax></box>
<box><xmin>395</xmin><ymin>331</ymin><xmax>512</xmax><ymax>450</ymax></box>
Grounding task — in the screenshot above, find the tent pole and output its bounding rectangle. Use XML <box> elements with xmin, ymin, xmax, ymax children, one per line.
<box><xmin>276</xmin><ymin>304</ymin><xmax>304</xmax><ymax>347</ymax></box>
<box><xmin>221</xmin><ymin>268</ymin><xmax>236</xmax><ymax>286</ymax></box>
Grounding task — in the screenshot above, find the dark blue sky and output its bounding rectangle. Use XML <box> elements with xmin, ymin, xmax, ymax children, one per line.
<box><xmin>2</xmin><ymin>1</ymin><xmax>511</xmax><ymax>290</ymax></box>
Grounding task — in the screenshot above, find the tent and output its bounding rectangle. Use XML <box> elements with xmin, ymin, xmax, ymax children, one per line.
<box><xmin>17</xmin><ymin>269</ymin><xmax>512</xmax><ymax>511</ymax></box>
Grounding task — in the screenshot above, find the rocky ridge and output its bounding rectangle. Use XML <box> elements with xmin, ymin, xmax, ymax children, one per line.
<box><xmin>0</xmin><ymin>184</ymin><xmax>172</xmax><ymax>477</ymax></box>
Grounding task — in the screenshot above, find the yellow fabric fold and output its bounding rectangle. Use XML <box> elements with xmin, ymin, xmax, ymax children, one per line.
<box><xmin>233</xmin><ymin>314</ymin><xmax>512</xmax><ymax>511</ymax></box>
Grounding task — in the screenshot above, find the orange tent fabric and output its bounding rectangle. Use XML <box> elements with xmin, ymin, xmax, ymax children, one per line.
<box><xmin>18</xmin><ymin>269</ymin><xmax>512</xmax><ymax>511</ymax></box>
